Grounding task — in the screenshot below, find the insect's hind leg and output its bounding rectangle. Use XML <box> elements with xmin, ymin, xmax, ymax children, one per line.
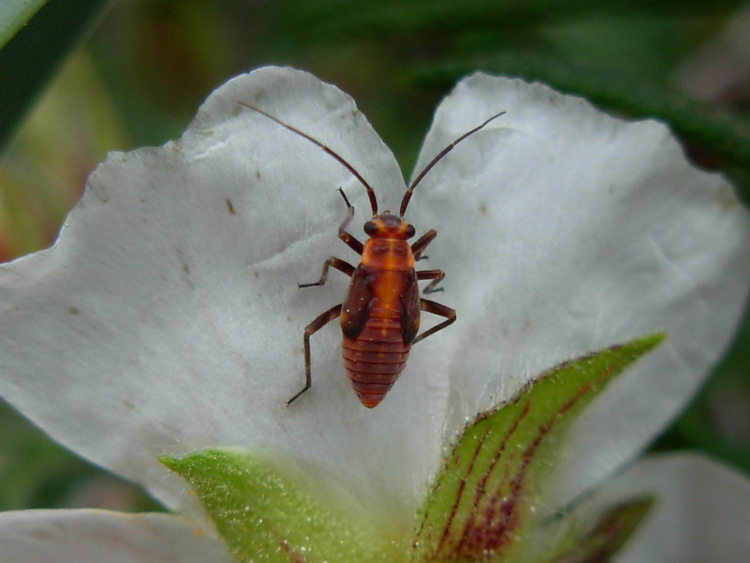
<box><xmin>412</xmin><ymin>299</ymin><xmax>456</xmax><ymax>345</ymax></box>
<box><xmin>289</xmin><ymin>303</ymin><xmax>343</xmax><ymax>406</ymax></box>
<box><xmin>299</xmin><ymin>257</ymin><xmax>355</xmax><ymax>288</ymax></box>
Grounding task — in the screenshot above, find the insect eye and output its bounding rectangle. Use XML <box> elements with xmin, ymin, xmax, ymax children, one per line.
<box><xmin>405</xmin><ymin>224</ymin><xmax>416</xmax><ymax>238</ymax></box>
<box><xmin>364</xmin><ymin>221</ymin><xmax>377</xmax><ymax>235</ymax></box>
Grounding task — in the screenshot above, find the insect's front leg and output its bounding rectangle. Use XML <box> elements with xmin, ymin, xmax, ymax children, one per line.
<box><xmin>417</xmin><ymin>268</ymin><xmax>445</xmax><ymax>294</ymax></box>
<box><xmin>288</xmin><ymin>303</ymin><xmax>343</xmax><ymax>406</ymax></box>
<box><xmin>335</xmin><ymin>188</ymin><xmax>364</xmax><ymax>255</ymax></box>
<box><xmin>411</xmin><ymin>229</ymin><xmax>437</xmax><ymax>261</ymax></box>
<box><xmin>299</xmin><ymin>257</ymin><xmax>355</xmax><ymax>288</ymax></box>
<box><xmin>412</xmin><ymin>299</ymin><xmax>456</xmax><ymax>345</ymax></box>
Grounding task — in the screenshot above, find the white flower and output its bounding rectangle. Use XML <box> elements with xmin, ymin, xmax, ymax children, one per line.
<box><xmin>0</xmin><ymin>66</ymin><xmax>748</xmax><ymax>560</ymax></box>
<box><xmin>0</xmin><ymin>510</ymin><xmax>232</xmax><ymax>562</ymax></box>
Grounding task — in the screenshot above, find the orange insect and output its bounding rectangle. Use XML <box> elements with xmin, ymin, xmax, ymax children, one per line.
<box><xmin>239</xmin><ymin>102</ymin><xmax>504</xmax><ymax>408</ymax></box>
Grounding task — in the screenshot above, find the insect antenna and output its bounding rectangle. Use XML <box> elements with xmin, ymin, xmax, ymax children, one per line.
<box><xmin>399</xmin><ymin>111</ymin><xmax>505</xmax><ymax>216</ymax></box>
<box><xmin>238</xmin><ymin>101</ymin><xmax>379</xmax><ymax>215</ymax></box>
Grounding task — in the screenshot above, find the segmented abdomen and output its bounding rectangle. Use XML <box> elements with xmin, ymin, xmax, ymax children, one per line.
<box><xmin>342</xmin><ymin>311</ymin><xmax>411</xmax><ymax>409</ymax></box>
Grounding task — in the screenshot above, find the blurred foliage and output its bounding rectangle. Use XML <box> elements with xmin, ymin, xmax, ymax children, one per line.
<box><xmin>0</xmin><ymin>0</ymin><xmax>48</xmax><ymax>48</ymax></box>
<box><xmin>0</xmin><ymin>52</ymin><xmax>127</xmax><ymax>260</ymax></box>
<box><xmin>0</xmin><ymin>0</ymin><xmax>111</xmax><ymax>150</ymax></box>
<box><xmin>0</xmin><ymin>403</ymin><xmax>157</xmax><ymax>512</ymax></box>
<box><xmin>0</xmin><ymin>0</ymin><xmax>749</xmax><ymax>512</ymax></box>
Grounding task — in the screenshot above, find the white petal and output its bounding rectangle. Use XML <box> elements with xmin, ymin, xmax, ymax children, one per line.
<box><xmin>596</xmin><ymin>453</ymin><xmax>750</xmax><ymax>562</ymax></box>
<box><xmin>408</xmin><ymin>74</ymin><xmax>750</xmax><ymax>504</ymax></box>
<box><xmin>0</xmin><ymin>509</ymin><xmax>232</xmax><ymax>562</ymax></box>
<box><xmin>0</xmin><ymin>67</ymin><xmax>440</xmax><ymax>520</ymax></box>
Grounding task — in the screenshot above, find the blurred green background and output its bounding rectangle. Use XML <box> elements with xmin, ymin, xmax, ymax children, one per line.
<box><xmin>1</xmin><ymin>0</ymin><xmax>749</xmax><ymax>513</ymax></box>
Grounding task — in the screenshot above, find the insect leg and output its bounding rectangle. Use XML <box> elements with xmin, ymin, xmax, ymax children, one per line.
<box><xmin>411</xmin><ymin>229</ymin><xmax>437</xmax><ymax>260</ymax></box>
<box><xmin>299</xmin><ymin>257</ymin><xmax>355</xmax><ymax>288</ymax></box>
<box><xmin>412</xmin><ymin>299</ymin><xmax>456</xmax><ymax>345</ymax></box>
<box><xmin>417</xmin><ymin>269</ymin><xmax>445</xmax><ymax>294</ymax></box>
<box><xmin>289</xmin><ymin>303</ymin><xmax>343</xmax><ymax>406</ymax></box>
<box><xmin>336</xmin><ymin>188</ymin><xmax>364</xmax><ymax>255</ymax></box>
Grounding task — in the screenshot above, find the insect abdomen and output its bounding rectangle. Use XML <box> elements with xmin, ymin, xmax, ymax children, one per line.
<box><xmin>342</xmin><ymin>309</ymin><xmax>411</xmax><ymax>409</ymax></box>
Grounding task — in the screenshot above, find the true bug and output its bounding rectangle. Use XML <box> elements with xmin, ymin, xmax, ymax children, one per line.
<box><xmin>239</xmin><ymin>101</ymin><xmax>504</xmax><ymax>408</ymax></box>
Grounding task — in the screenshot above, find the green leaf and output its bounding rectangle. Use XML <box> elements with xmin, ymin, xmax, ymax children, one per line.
<box><xmin>550</xmin><ymin>497</ymin><xmax>655</xmax><ymax>563</ymax></box>
<box><xmin>411</xmin><ymin>333</ymin><xmax>665</xmax><ymax>563</ymax></box>
<box><xmin>0</xmin><ymin>0</ymin><xmax>47</xmax><ymax>48</ymax></box>
<box><xmin>0</xmin><ymin>0</ymin><xmax>109</xmax><ymax>151</ymax></box>
<box><xmin>161</xmin><ymin>449</ymin><xmax>406</xmax><ymax>563</ymax></box>
<box><xmin>414</xmin><ymin>54</ymin><xmax>750</xmax><ymax>204</ymax></box>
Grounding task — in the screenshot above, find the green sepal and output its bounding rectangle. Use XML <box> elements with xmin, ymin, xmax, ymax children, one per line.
<box><xmin>161</xmin><ymin>449</ymin><xmax>405</xmax><ymax>563</ymax></box>
<box><xmin>550</xmin><ymin>497</ymin><xmax>655</xmax><ymax>562</ymax></box>
<box><xmin>411</xmin><ymin>333</ymin><xmax>665</xmax><ymax>563</ymax></box>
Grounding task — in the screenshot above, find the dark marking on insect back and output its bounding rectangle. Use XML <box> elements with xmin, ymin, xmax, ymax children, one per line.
<box><xmin>341</xmin><ymin>267</ymin><xmax>375</xmax><ymax>340</ymax></box>
<box><xmin>399</xmin><ymin>269</ymin><xmax>420</xmax><ymax>343</ymax></box>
